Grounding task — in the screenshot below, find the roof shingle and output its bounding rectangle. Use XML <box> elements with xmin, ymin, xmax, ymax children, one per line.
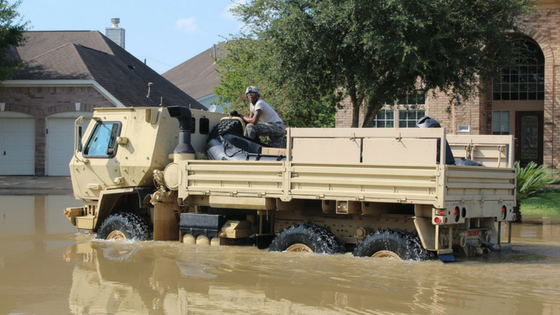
<box><xmin>163</xmin><ymin>42</ymin><xmax>226</xmax><ymax>99</ymax></box>
<box><xmin>8</xmin><ymin>31</ymin><xmax>205</xmax><ymax>109</ymax></box>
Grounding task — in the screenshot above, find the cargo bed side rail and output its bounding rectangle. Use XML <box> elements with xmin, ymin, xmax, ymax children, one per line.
<box><xmin>447</xmin><ymin>134</ymin><xmax>514</xmax><ymax>168</ymax></box>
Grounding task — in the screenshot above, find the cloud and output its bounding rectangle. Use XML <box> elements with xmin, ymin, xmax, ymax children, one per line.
<box><xmin>222</xmin><ymin>0</ymin><xmax>246</xmax><ymax>19</ymax></box>
<box><xmin>175</xmin><ymin>18</ymin><xmax>199</xmax><ymax>33</ymax></box>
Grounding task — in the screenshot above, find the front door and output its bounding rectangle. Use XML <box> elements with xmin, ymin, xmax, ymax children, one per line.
<box><xmin>515</xmin><ymin>111</ymin><xmax>543</xmax><ymax>166</ymax></box>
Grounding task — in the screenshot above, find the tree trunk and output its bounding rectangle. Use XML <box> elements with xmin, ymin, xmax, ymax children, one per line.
<box><xmin>349</xmin><ymin>85</ymin><xmax>367</xmax><ymax>128</ymax></box>
<box><xmin>349</xmin><ymin>87</ymin><xmax>360</xmax><ymax>128</ymax></box>
<box><xmin>362</xmin><ymin>99</ymin><xmax>384</xmax><ymax>128</ymax></box>
<box><xmin>352</xmin><ymin>103</ymin><xmax>360</xmax><ymax>127</ymax></box>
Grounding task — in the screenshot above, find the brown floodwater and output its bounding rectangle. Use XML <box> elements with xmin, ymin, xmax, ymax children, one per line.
<box><xmin>1</xmin><ymin>194</ymin><xmax>560</xmax><ymax>315</ymax></box>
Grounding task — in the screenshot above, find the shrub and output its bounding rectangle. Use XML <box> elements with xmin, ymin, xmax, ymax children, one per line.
<box><xmin>515</xmin><ymin>161</ymin><xmax>559</xmax><ymax>200</ymax></box>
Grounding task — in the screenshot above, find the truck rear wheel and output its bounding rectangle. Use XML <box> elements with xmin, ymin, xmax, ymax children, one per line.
<box><xmin>97</xmin><ymin>212</ymin><xmax>151</xmax><ymax>241</ymax></box>
<box><xmin>268</xmin><ymin>223</ymin><xmax>345</xmax><ymax>254</ymax></box>
<box><xmin>353</xmin><ymin>229</ymin><xmax>431</xmax><ymax>261</ymax></box>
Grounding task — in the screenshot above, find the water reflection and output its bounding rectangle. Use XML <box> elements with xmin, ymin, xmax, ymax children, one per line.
<box><xmin>1</xmin><ymin>195</ymin><xmax>560</xmax><ymax>315</ymax></box>
<box><xmin>0</xmin><ymin>195</ymin><xmax>82</xmax><ymax>315</ymax></box>
<box><xmin>512</xmin><ymin>217</ymin><xmax>560</xmax><ymax>241</ymax></box>
<box><xmin>0</xmin><ymin>195</ymin><xmax>80</xmax><ymax>237</ymax></box>
<box><xmin>64</xmin><ymin>234</ymin><xmax>560</xmax><ymax>315</ymax></box>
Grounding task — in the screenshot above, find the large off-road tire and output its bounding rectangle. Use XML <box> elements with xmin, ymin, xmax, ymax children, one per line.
<box><xmin>512</xmin><ymin>205</ymin><xmax>523</xmax><ymax>223</ymax></box>
<box><xmin>97</xmin><ymin>212</ymin><xmax>151</xmax><ymax>241</ymax></box>
<box><xmin>268</xmin><ymin>223</ymin><xmax>345</xmax><ymax>254</ymax></box>
<box><xmin>352</xmin><ymin>229</ymin><xmax>433</xmax><ymax>261</ymax></box>
<box><xmin>207</xmin><ymin>119</ymin><xmax>244</xmax><ymax>142</ymax></box>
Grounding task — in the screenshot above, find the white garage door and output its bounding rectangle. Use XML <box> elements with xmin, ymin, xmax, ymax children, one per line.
<box><xmin>0</xmin><ymin>116</ymin><xmax>35</xmax><ymax>175</ymax></box>
<box><xmin>46</xmin><ymin>113</ymin><xmax>91</xmax><ymax>176</ymax></box>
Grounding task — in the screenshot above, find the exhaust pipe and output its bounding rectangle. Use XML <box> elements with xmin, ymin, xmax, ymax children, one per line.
<box><xmin>167</xmin><ymin>106</ymin><xmax>195</xmax><ymax>161</ymax></box>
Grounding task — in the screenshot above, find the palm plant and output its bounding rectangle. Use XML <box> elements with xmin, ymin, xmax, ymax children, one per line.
<box><xmin>513</xmin><ymin>161</ymin><xmax>559</xmax><ymax>222</ymax></box>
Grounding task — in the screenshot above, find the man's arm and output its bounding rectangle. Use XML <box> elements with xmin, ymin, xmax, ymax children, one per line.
<box><xmin>243</xmin><ymin>110</ymin><xmax>261</xmax><ymax>124</ymax></box>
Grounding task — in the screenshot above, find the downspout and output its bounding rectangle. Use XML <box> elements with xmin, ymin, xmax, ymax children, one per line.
<box><xmin>552</xmin><ymin>60</ymin><xmax>555</xmax><ymax>169</ymax></box>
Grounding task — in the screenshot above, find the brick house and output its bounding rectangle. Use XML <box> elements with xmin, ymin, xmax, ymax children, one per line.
<box><xmin>336</xmin><ymin>1</ymin><xmax>560</xmax><ymax>169</ymax></box>
<box><xmin>0</xmin><ymin>30</ymin><xmax>204</xmax><ymax>176</ymax></box>
<box><xmin>163</xmin><ymin>42</ymin><xmax>228</xmax><ymax>112</ymax></box>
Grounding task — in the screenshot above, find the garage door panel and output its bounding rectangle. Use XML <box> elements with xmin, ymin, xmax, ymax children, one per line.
<box><xmin>0</xmin><ymin>118</ymin><xmax>35</xmax><ymax>175</ymax></box>
<box><xmin>47</xmin><ymin>118</ymin><xmax>75</xmax><ymax>176</ymax></box>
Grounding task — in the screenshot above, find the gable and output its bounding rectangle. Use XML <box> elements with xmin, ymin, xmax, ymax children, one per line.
<box><xmin>7</xmin><ymin>31</ymin><xmax>205</xmax><ymax>109</ymax></box>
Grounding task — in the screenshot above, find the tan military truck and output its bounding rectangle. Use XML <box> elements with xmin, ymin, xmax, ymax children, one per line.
<box><xmin>64</xmin><ymin>106</ymin><xmax>517</xmax><ymax>262</ymax></box>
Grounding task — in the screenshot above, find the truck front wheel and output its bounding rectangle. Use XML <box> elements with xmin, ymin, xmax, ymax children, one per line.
<box><xmin>353</xmin><ymin>229</ymin><xmax>432</xmax><ymax>261</ymax></box>
<box><xmin>97</xmin><ymin>212</ymin><xmax>152</xmax><ymax>241</ymax></box>
<box><xmin>268</xmin><ymin>223</ymin><xmax>345</xmax><ymax>254</ymax></box>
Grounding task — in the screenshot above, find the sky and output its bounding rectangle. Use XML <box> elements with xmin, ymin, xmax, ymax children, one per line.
<box><xmin>17</xmin><ymin>0</ymin><xmax>245</xmax><ymax>74</ymax></box>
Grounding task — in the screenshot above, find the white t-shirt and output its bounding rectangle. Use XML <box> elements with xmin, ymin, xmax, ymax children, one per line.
<box><xmin>250</xmin><ymin>99</ymin><xmax>283</xmax><ymax>124</ymax></box>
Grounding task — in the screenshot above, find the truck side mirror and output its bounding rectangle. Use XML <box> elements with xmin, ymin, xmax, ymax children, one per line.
<box><xmin>77</xmin><ymin>126</ymin><xmax>83</xmax><ymax>152</ymax></box>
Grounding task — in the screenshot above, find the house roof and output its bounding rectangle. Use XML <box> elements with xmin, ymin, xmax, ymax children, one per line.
<box><xmin>163</xmin><ymin>42</ymin><xmax>226</xmax><ymax>100</ymax></box>
<box><xmin>7</xmin><ymin>31</ymin><xmax>205</xmax><ymax>109</ymax></box>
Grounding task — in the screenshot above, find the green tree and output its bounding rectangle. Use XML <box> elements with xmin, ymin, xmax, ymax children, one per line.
<box><xmin>213</xmin><ymin>39</ymin><xmax>336</xmax><ymax>127</ymax></box>
<box><xmin>0</xmin><ymin>0</ymin><xmax>27</xmax><ymax>81</ymax></box>
<box><xmin>224</xmin><ymin>0</ymin><xmax>534</xmax><ymax>127</ymax></box>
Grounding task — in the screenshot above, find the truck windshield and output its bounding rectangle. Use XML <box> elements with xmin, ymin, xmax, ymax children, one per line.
<box><xmin>83</xmin><ymin>122</ymin><xmax>120</xmax><ymax>157</ymax></box>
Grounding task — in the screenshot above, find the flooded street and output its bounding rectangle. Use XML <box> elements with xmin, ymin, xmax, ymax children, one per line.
<box><xmin>1</xmin><ymin>194</ymin><xmax>560</xmax><ymax>315</ymax></box>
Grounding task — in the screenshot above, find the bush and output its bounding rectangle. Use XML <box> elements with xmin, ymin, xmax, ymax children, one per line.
<box><xmin>515</xmin><ymin>161</ymin><xmax>559</xmax><ymax>200</ymax></box>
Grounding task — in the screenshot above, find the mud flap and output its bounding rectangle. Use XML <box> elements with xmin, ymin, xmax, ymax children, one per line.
<box><xmin>498</xmin><ymin>244</ymin><xmax>513</xmax><ymax>253</ymax></box>
<box><xmin>256</xmin><ymin>234</ymin><xmax>275</xmax><ymax>249</ymax></box>
<box><xmin>438</xmin><ymin>253</ymin><xmax>455</xmax><ymax>263</ymax></box>
<box><xmin>153</xmin><ymin>202</ymin><xmax>179</xmax><ymax>241</ymax></box>
<box><xmin>480</xmin><ymin>241</ymin><xmax>502</xmax><ymax>252</ymax></box>
<box><xmin>488</xmin><ymin>242</ymin><xmax>512</xmax><ymax>253</ymax></box>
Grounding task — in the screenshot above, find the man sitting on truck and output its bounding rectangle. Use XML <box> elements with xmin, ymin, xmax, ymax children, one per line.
<box><xmin>242</xmin><ymin>86</ymin><xmax>286</xmax><ymax>148</ymax></box>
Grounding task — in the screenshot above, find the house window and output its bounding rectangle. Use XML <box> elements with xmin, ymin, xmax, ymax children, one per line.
<box><xmin>372</xmin><ymin>109</ymin><xmax>394</xmax><ymax>128</ymax></box>
<box><xmin>372</xmin><ymin>91</ymin><xmax>426</xmax><ymax>128</ymax></box>
<box><xmin>493</xmin><ymin>40</ymin><xmax>545</xmax><ymax>101</ymax></box>
<box><xmin>492</xmin><ymin>111</ymin><xmax>510</xmax><ymax>135</ymax></box>
<box><xmin>84</xmin><ymin>121</ymin><xmax>121</xmax><ymax>157</ymax></box>
<box><xmin>399</xmin><ymin>108</ymin><xmax>426</xmax><ymax>127</ymax></box>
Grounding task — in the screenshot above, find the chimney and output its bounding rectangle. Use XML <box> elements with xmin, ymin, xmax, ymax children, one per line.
<box><xmin>106</xmin><ymin>18</ymin><xmax>125</xmax><ymax>49</ymax></box>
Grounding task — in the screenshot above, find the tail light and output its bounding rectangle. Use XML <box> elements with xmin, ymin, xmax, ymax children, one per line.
<box><xmin>433</xmin><ymin>217</ymin><xmax>447</xmax><ymax>224</ymax></box>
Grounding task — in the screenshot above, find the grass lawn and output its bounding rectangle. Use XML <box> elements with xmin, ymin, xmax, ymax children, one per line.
<box><xmin>520</xmin><ymin>187</ymin><xmax>560</xmax><ymax>219</ymax></box>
